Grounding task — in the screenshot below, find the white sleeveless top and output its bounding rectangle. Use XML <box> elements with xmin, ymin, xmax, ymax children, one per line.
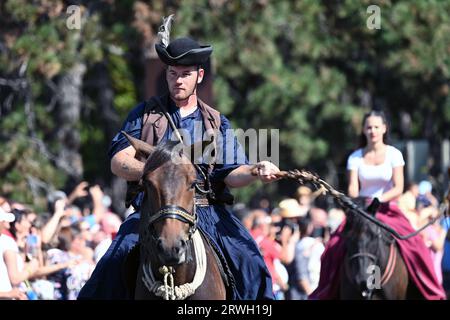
<box><xmin>347</xmin><ymin>145</ymin><xmax>405</xmax><ymax>198</ymax></box>
<box><xmin>0</xmin><ymin>234</ymin><xmax>19</xmax><ymax>292</ymax></box>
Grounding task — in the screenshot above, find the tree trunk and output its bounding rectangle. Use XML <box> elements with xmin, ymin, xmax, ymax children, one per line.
<box><xmin>55</xmin><ymin>63</ymin><xmax>86</xmax><ymax>181</ymax></box>
<box><xmin>92</xmin><ymin>62</ymin><xmax>127</xmax><ymax>216</ymax></box>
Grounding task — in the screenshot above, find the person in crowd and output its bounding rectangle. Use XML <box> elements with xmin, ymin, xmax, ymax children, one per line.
<box><xmin>276</xmin><ymin>199</ymin><xmax>302</xmax><ymax>265</ymax></box>
<box><xmin>398</xmin><ymin>182</ymin><xmax>420</xmax><ymax>229</ymax></box>
<box><xmin>46</xmin><ymin>225</ymin><xmax>94</xmax><ymax>299</ymax></box>
<box><xmin>250</xmin><ymin>210</ymin><xmax>288</xmax><ymax>299</ymax></box>
<box><xmin>0</xmin><ymin>198</ymin><xmax>15</xmax><ymax>239</ymax></box>
<box><xmin>93</xmin><ymin>213</ymin><xmax>122</xmax><ymax>263</ymax></box>
<box><xmin>287</xmin><ymin>216</ymin><xmax>324</xmax><ymax>300</ymax></box>
<box><xmin>1</xmin><ymin>207</ymin><xmax>30</xmax><ymax>299</ymax></box>
<box><xmin>5</xmin><ymin>208</ymin><xmax>79</xmax><ymax>299</ymax></box>
<box><xmin>420</xmin><ymin>206</ymin><xmax>446</xmax><ymax>285</ymax></box>
<box><xmin>417</xmin><ymin>180</ymin><xmax>439</xmax><ymax>210</ymax></box>
<box><xmin>294</xmin><ymin>186</ymin><xmax>314</xmax><ymax>217</ymax></box>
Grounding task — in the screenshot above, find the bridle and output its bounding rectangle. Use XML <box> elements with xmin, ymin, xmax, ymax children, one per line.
<box><xmin>148</xmin><ymin>204</ymin><xmax>198</xmax><ymax>238</ymax></box>
<box><xmin>140</xmin><ymin>163</ymin><xmax>212</xmax><ymax>300</ymax></box>
<box><xmin>144</xmin><ymin>161</ymin><xmax>213</xmax><ymax>241</ymax></box>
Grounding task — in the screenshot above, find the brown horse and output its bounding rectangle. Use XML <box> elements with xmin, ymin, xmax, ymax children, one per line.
<box><xmin>340</xmin><ymin>200</ymin><xmax>422</xmax><ymax>299</ymax></box>
<box><xmin>122</xmin><ymin>133</ymin><xmax>227</xmax><ymax>300</ymax></box>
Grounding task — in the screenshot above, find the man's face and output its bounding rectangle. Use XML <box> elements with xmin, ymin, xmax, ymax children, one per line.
<box><xmin>166</xmin><ymin>65</ymin><xmax>204</xmax><ymax>101</ymax></box>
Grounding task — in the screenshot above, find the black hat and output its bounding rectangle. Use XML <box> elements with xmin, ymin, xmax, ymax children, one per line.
<box><xmin>155</xmin><ymin>37</ymin><xmax>212</xmax><ymax>66</ymax></box>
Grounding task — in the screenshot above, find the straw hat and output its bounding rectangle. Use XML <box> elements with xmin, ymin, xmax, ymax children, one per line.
<box><xmin>278</xmin><ymin>198</ymin><xmax>307</xmax><ymax>218</ymax></box>
<box><xmin>296</xmin><ymin>186</ymin><xmax>312</xmax><ymax>197</ymax></box>
<box><xmin>295</xmin><ymin>186</ymin><xmax>323</xmax><ymax>200</ymax></box>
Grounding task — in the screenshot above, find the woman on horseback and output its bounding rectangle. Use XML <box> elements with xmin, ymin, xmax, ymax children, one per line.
<box><xmin>310</xmin><ymin>110</ymin><xmax>446</xmax><ymax>300</ymax></box>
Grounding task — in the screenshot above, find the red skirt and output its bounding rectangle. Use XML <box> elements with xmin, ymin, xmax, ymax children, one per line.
<box><xmin>309</xmin><ymin>202</ymin><xmax>446</xmax><ymax>300</ymax></box>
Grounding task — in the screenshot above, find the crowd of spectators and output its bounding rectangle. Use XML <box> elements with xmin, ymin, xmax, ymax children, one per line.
<box><xmin>0</xmin><ymin>178</ymin><xmax>448</xmax><ymax>300</ymax></box>
<box><xmin>234</xmin><ymin>179</ymin><xmax>449</xmax><ymax>300</ymax></box>
<box><xmin>0</xmin><ymin>182</ymin><xmax>122</xmax><ymax>300</ymax></box>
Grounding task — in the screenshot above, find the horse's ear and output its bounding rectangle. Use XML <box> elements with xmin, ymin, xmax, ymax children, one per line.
<box><xmin>121</xmin><ymin>131</ymin><xmax>154</xmax><ymax>159</ymax></box>
<box><xmin>366</xmin><ymin>198</ymin><xmax>380</xmax><ymax>216</ymax></box>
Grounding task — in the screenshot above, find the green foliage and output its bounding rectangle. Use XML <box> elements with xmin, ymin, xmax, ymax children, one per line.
<box><xmin>108</xmin><ymin>52</ymin><xmax>138</xmax><ymax>119</ymax></box>
<box><xmin>0</xmin><ymin>133</ymin><xmax>66</xmax><ymax>211</ymax></box>
<box><xmin>0</xmin><ymin>0</ymin><xmax>132</xmax><ymax>209</ymax></box>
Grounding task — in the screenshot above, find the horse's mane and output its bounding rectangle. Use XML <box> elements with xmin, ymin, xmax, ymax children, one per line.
<box><xmin>143</xmin><ymin>140</ymin><xmax>181</xmax><ymax>175</ymax></box>
<box><xmin>344</xmin><ymin>210</ymin><xmax>377</xmax><ymax>240</ymax></box>
<box><xmin>343</xmin><ymin>205</ymin><xmax>393</xmax><ymax>256</ymax></box>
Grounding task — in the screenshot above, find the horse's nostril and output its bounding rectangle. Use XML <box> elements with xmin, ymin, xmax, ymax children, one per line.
<box><xmin>172</xmin><ymin>239</ymin><xmax>187</xmax><ymax>255</ymax></box>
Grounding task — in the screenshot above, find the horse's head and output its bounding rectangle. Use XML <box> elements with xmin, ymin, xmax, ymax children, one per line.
<box><xmin>342</xmin><ymin>198</ymin><xmax>394</xmax><ymax>299</ymax></box>
<box><xmin>123</xmin><ymin>132</ymin><xmax>207</xmax><ymax>266</ymax></box>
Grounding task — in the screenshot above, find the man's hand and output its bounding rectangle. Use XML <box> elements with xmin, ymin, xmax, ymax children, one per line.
<box><xmin>253</xmin><ymin>161</ymin><xmax>280</xmax><ymax>183</ymax></box>
<box><xmin>225</xmin><ymin>162</ymin><xmax>281</xmax><ymax>188</ymax></box>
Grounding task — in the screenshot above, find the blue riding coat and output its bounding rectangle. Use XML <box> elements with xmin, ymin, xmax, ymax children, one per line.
<box><xmin>78</xmin><ymin>100</ymin><xmax>274</xmax><ymax>300</ymax></box>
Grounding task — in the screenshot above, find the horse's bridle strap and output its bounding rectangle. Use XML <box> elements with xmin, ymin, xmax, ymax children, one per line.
<box><xmin>149</xmin><ymin>205</ymin><xmax>196</xmax><ymax>225</ymax></box>
<box><xmin>345</xmin><ymin>242</ymin><xmax>397</xmax><ymax>289</ymax></box>
<box><xmin>380</xmin><ymin>242</ymin><xmax>397</xmax><ymax>286</ymax></box>
<box><xmin>194</xmin><ymin>197</ymin><xmax>210</xmax><ymax>207</ymax></box>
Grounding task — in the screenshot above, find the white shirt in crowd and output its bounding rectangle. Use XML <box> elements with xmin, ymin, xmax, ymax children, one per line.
<box><xmin>347</xmin><ymin>145</ymin><xmax>405</xmax><ymax>198</ymax></box>
<box><xmin>0</xmin><ymin>234</ymin><xmax>23</xmax><ymax>292</ymax></box>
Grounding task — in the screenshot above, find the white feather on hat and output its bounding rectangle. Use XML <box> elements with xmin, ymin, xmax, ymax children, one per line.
<box><xmin>157</xmin><ymin>14</ymin><xmax>175</xmax><ymax>48</ymax></box>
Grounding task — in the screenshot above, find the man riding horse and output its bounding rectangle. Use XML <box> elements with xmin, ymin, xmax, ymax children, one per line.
<box><xmin>78</xmin><ymin>16</ymin><xmax>280</xmax><ymax>300</ymax></box>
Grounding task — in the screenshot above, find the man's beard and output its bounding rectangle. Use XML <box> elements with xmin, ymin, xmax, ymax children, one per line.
<box><xmin>170</xmin><ymin>85</ymin><xmax>196</xmax><ymax>102</ymax></box>
<box><xmin>168</xmin><ymin>72</ymin><xmax>199</xmax><ymax>102</ymax></box>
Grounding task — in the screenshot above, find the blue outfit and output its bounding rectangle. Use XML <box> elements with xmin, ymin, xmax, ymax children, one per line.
<box><xmin>78</xmin><ymin>100</ymin><xmax>274</xmax><ymax>300</ymax></box>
